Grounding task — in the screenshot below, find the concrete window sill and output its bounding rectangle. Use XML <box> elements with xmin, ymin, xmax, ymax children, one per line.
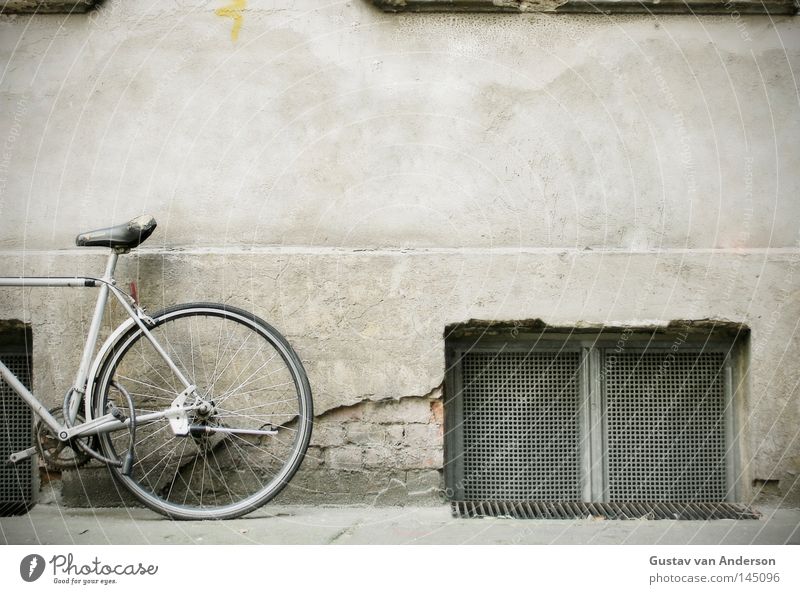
<box><xmin>372</xmin><ymin>0</ymin><xmax>799</xmax><ymax>15</ymax></box>
<box><xmin>1</xmin><ymin>0</ymin><xmax>101</xmax><ymax>13</ymax></box>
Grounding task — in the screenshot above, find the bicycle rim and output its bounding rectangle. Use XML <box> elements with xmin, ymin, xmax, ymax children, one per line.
<box><xmin>95</xmin><ymin>304</ymin><xmax>312</xmax><ymax>520</ymax></box>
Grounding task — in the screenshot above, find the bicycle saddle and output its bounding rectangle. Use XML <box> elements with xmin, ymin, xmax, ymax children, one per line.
<box><xmin>75</xmin><ymin>215</ymin><xmax>157</xmax><ymax>249</ymax></box>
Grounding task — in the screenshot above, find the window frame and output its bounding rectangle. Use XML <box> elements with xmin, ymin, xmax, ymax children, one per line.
<box><xmin>444</xmin><ymin>326</ymin><xmax>748</xmax><ymax>503</ymax></box>
<box><xmin>373</xmin><ymin>0</ymin><xmax>798</xmax><ymax>16</ymax></box>
<box><xmin>1</xmin><ymin>1</ymin><xmax>102</xmax><ymax>14</ymax></box>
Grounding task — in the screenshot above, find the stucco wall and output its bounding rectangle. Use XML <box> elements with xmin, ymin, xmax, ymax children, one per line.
<box><xmin>1</xmin><ymin>1</ymin><xmax>799</xmax><ymax>506</ymax></box>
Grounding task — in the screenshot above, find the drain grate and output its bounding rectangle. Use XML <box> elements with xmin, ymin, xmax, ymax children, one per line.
<box><xmin>451</xmin><ymin>500</ymin><xmax>760</xmax><ymax>520</ymax></box>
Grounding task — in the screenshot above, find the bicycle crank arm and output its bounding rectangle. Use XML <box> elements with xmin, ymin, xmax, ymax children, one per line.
<box><xmin>188</xmin><ymin>426</ymin><xmax>278</xmax><ymax>437</ymax></box>
<box><xmin>7</xmin><ymin>446</ymin><xmax>37</xmax><ymax>464</ymax></box>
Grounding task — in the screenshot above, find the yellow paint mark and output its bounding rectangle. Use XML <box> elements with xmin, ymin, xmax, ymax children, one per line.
<box><xmin>216</xmin><ymin>0</ymin><xmax>246</xmax><ymax>42</ymax></box>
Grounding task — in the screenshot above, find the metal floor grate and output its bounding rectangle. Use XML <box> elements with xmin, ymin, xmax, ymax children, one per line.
<box><xmin>452</xmin><ymin>500</ymin><xmax>760</xmax><ymax>521</ymax></box>
<box><xmin>0</xmin><ymin>351</ymin><xmax>33</xmax><ymax>516</ymax></box>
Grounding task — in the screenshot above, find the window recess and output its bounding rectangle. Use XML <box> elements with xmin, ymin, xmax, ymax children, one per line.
<box><xmin>444</xmin><ymin>324</ymin><xmax>751</xmax><ymax>518</ymax></box>
<box><xmin>373</xmin><ymin>0</ymin><xmax>798</xmax><ymax>16</ymax></box>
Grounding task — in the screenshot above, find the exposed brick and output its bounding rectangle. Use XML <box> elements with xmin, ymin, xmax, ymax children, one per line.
<box><xmin>301</xmin><ymin>446</ymin><xmax>326</xmax><ymax>469</ymax></box>
<box><xmin>395</xmin><ymin>398</ymin><xmax>436</xmax><ymax>423</ymax></box>
<box><xmin>326</xmin><ymin>445</ymin><xmax>363</xmax><ymax>469</ymax></box>
<box><xmin>431</xmin><ymin>400</ymin><xmax>444</xmax><ymax>425</ymax></box>
<box><xmin>363</xmin><ymin>445</ymin><xmax>395</xmax><ymax>468</ymax></box>
<box><xmin>362</xmin><ymin>398</ymin><xmax>432</xmax><ymax>424</ymax></box>
<box><xmin>385</xmin><ymin>425</ymin><xmax>405</xmax><ymax>445</ymax></box>
<box><xmin>404</xmin><ymin>423</ymin><xmax>443</xmax><ymax>447</ymax></box>
<box><xmin>344</xmin><ymin>421</ymin><xmax>387</xmax><ymax>445</ymax></box>
<box><xmin>396</xmin><ymin>447</ymin><xmax>443</xmax><ymax>470</ymax></box>
<box><xmin>420</xmin><ymin>449</ymin><xmax>443</xmax><ymax>469</ymax></box>
<box><xmin>323</xmin><ymin>404</ymin><xmax>363</xmax><ymax>423</ymax></box>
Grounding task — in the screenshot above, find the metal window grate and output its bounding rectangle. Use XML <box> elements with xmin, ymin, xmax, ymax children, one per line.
<box><xmin>446</xmin><ymin>330</ymin><xmax>743</xmax><ymax>519</ymax></box>
<box><xmin>460</xmin><ymin>351</ymin><xmax>581</xmax><ymax>500</ymax></box>
<box><xmin>0</xmin><ymin>351</ymin><xmax>33</xmax><ymax>516</ymax></box>
<box><xmin>605</xmin><ymin>351</ymin><xmax>727</xmax><ymax>501</ymax></box>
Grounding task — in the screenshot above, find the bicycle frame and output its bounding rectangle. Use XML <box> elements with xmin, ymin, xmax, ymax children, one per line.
<box><xmin>0</xmin><ymin>251</ymin><xmax>194</xmax><ymax>444</ymax></box>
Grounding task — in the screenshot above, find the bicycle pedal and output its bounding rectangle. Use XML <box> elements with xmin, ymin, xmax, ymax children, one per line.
<box><xmin>7</xmin><ymin>446</ymin><xmax>37</xmax><ymax>465</ymax></box>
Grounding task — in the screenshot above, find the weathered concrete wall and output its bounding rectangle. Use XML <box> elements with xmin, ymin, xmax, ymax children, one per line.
<box><xmin>3</xmin><ymin>250</ymin><xmax>800</xmax><ymax>505</ymax></box>
<box><xmin>1</xmin><ymin>1</ymin><xmax>799</xmax><ymax>506</ymax></box>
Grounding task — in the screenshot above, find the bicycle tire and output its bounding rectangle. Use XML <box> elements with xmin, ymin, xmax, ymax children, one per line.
<box><xmin>94</xmin><ymin>303</ymin><xmax>312</xmax><ymax>520</ymax></box>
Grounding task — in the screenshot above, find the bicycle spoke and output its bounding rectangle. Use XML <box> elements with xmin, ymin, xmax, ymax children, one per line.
<box><xmin>135</xmin><ymin>435</ymin><xmax>186</xmax><ymax>472</ymax></box>
<box><xmin>115</xmin><ymin>375</ymin><xmax>177</xmax><ymax>397</ymax></box>
<box><xmin>190</xmin><ymin>314</ymin><xmax>214</xmax><ymax>394</ymax></box>
<box><xmin>216</xmin><ymin>377</ymin><xmax>292</xmax><ymax>406</ymax></box>
<box><xmin>131</xmin><ymin>422</ymin><xmax>171</xmax><ymax>449</ymax></box>
<box><xmin>207</xmin><ymin>320</ymin><xmax>247</xmax><ymax>397</ymax></box>
<box><xmin>215</xmin><ymin>401</ymin><xmax>298</xmax><ymax>414</ymax></box>
<box><xmin>181</xmin><ymin>448</ymin><xmax>202</xmax><ymax>507</ymax></box>
<box><xmin>139</xmin><ymin>438</ymin><xmax>185</xmax><ymax>484</ymax></box>
<box><xmin>208</xmin><ymin>443</ymin><xmax>238</xmax><ymax>506</ymax></box>
<box><xmin>224</xmin><ymin>437</ymin><xmax>268</xmax><ymax>490</ymax></box>
<box><xmin>207</xmin><ymin>331</ymin><xmax>254</xmax><ymax>398</ymax></box>
<box><xmin>228</xmin><ymin>432</ymin><xmax>294</xmax><ymax>466</ymax></box>
<box><xmin>209</xmin><ymin>345</ymin><xmax>268</xmax><ymax>401</ymax></box>
<box><xmin>132</xmin><ymin>343</ymin><xmax>179</xmax><ymax>394</ymax></box>
<box><xmin>164</xmin><ymin>440</ymin><xmax>194</xmax><ymax>504</ymax></box>
<box><xmin>188</xmin><ymin>317</ymin><xmax>197</xmax><ymax>392</ymax></box>
<box><xmin>97</xmin><ymin>305</ymin><xmax>311</xmax><ymax>519</ymax></box>
<box><xmin>158</xmin><ymin>325</ymin><xmax>195</xmax><ymax>392</ymax></box>
<box><xmin>214</xmin><ymin>410</ymin><xmax>299</xmax><ymax>431</ymax></box>
<box><xmin>206</xmin><ymin>316</ymin><xmax>229</xmax><ymax>397</ymax></box>
<box><xmin>213</xmin><ymin>348</ymin><xmax>277</xmax><ymax>401</ymax></box>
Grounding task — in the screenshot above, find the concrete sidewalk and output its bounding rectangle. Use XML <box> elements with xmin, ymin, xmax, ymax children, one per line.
<box><xmin>2</xmin><ymin>504</ymin><xmax>799</xmax><ymax>545</ymax></box>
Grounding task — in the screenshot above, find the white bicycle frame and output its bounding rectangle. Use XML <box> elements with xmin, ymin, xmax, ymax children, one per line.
<box><xmin>0</xmin><ymin>251</ymin><xmax>195</xmax><ymax>447</ymax></box>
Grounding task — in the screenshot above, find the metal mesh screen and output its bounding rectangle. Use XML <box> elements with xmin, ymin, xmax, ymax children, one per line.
<box><xmin>605</xmin><ymin>351</ymin><xmax>727</xmax><ymax>501</ymax></box>
<box><xmin>460</xmin><ymin>351</ymin><xmax>581</xmax><ymax>500</ymax></box>
<box><xmin>0</xmin><ymin>351</ymin><xmax>33</xmax><ymax>515</ymax></box>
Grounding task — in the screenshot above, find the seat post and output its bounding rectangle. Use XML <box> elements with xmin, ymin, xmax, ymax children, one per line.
<box><xmin>69</xmin><ymin>249</ymin><xmax>122</xmax><ymax>417</ymax></box>
<box><xmin>103</xmin><ymin>250</ymin><xmax>121</xmax><ymax>282</ymax></box>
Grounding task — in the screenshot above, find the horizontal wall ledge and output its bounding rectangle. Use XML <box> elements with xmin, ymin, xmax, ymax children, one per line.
<box><xmin>1</xmin><ymin>0</ymin><xmax>100</xmax><ymax>14</ymax></box>
<box><xmin>373</xmin><ymin>0</ymin><xmax>799</xmax><ymax>15</ymax></box>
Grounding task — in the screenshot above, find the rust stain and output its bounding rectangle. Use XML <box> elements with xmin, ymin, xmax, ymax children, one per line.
<box><xmin>216</xmin><ymin>0</ymin><xmax>246</xmax><ymax>42</ymax></box>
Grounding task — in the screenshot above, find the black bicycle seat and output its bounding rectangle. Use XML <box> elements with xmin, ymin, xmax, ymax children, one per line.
<box><xmin>75</xmin><ymin>215</ymin><xmax>157</xmax><ymax>249</ymax></box>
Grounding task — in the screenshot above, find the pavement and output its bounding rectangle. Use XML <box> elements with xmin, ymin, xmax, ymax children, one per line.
<box><xmin>2</xmin><ymin>504</ymin><xmax>799</xmax><ymax>545</ymax></box>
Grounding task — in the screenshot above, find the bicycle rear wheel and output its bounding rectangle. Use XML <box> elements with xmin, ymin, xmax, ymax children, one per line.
<box><xmin>94</xmin><ymin>303</ymin><xmax>312</xmax><ymax>520</ymax></box>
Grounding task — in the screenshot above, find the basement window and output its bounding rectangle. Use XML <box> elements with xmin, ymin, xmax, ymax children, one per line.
<box><xmin>373</xmin><ymin>0</ymin><xmax>798</xmax><ymax>16</ymax></box>
<box><xmin>444</xmin><ymin>323</ymin><xmax>751</xmax><ymax>519</ymax></box>
<box><xmin>1</xmin><ymin>1</ymin><xmax>101</xmax><ymax>14</ymax></box>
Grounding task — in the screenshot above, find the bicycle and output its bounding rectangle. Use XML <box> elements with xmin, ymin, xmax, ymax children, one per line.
<box><xmin>0</xmin><ymin>215</ymin><xmax>313</xmax><ymax>520</ymax></box>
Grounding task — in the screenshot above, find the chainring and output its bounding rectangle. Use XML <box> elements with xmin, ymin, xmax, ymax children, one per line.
<box><xmin>35</xmin><ymin>407</ymin><xmax>95</xmax><ymax>471</ymax></box>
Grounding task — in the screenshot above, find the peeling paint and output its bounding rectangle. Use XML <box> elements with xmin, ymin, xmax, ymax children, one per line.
<box><xmin>315</xmin><ymin>383</ymin><xmax>443</xmax><ymax>419</ymax></box>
